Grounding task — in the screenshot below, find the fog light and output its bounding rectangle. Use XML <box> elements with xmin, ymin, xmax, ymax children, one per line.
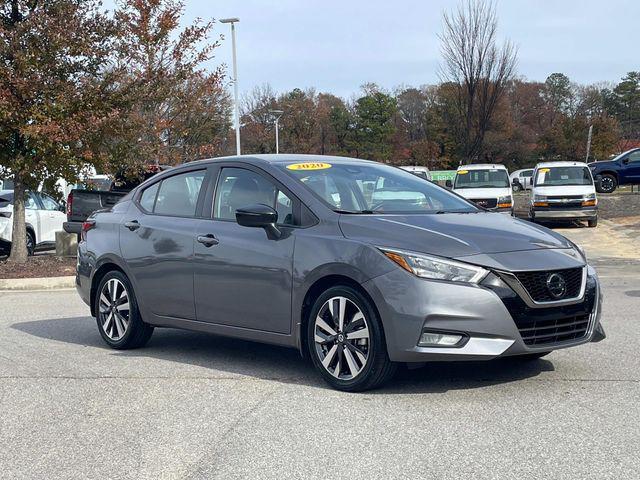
<box><xmin>419</xmin><ymin>332</ymin><xmax>464</xmax><ymax>347</ymax></box>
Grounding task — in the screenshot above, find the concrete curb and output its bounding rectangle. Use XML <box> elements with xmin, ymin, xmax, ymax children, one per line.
<box><xmin>0</xmin><ymin>276</ymin><xmax>75</xmax><ymax>291</ymax></box>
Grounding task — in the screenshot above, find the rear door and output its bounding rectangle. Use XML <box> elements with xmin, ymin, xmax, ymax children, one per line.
<box><xmin>192</xmin><ymin>164</ymin><xmax>297</xmax><ymax>333</ymax></box>
<box><xmin>25</xmin><ymin>192</ymin><xmax>42</xmax><ymax>243</ymax></box>
<box><xmin>120</xmin><ymin>167</ymin><xmax>210</xmax><ymax>320</ymax></box>
<box><xmin>37</xmin><ymin>193</ymin><xmax>65</xmax><ymax>242</ymax></box>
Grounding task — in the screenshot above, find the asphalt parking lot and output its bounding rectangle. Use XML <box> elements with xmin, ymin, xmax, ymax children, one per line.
<box><xmin>1</xmin><ymin>223</ymin><xmax>639</xmax><ymax>479</ymax></box>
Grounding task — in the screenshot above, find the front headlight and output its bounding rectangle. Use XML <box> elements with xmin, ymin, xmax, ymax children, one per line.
<box><xmin>583</xmin><ymin>193</ymin><xmax>596</xmax><ymax>200</ymax></box>
<box><xmin>533</xmin><ymin>194</ymin><xmax>547</xmax><ymax>202</ymax></box>
<box><xmin>497</xmin><ymin>195</ymin><xmax>512</xmax><ymax>207</ymax></box>
<box><xmin>380</xmin><ymin>248</ymin><xmax>489</xmax><ymax>283</ymax></box>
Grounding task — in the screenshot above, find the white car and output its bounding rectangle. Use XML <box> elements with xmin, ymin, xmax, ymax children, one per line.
<box><xmin>0</xmin><ymin>190</ymin><xmax>66</xmax><ymax>255</ymax></box>
<box><xmin>452</xmin><ymin>164</ymin><xmax>513</xmax><ymax>214</ymax></box>
<box><xmin>510</xmin><ymin>168</ymin><xmax>534</xmax><ymax>191</ymax></box>
<box><xmin>529</xmin><ymin>161</ymin><xmax>598</xmax><ymax>227</ymax></box>
<box><xmin>400</xmin><ymin>166</ymin><xmax>431</xmax><ymax>181</ymax></box>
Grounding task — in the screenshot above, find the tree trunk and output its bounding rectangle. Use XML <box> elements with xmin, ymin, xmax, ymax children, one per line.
<box><xmin>8</xmin><ymin>171</ymin><xmax>28</xmax><ymax>264</ymax></box>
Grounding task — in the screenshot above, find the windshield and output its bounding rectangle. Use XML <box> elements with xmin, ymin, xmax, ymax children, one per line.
<box><xmin>280</xmin><ymin>162</ymin><xmax>477</xmax><ymax>214</ymax></box>
<box><xmin>535</xmin><ymin>166</ymin><xmax>593</xmax><ymax>186</ymax></box>
<box><xmin>454</xmin><ymin>168</ymin><xmax>509</xmax><ymax>189</ymax></box>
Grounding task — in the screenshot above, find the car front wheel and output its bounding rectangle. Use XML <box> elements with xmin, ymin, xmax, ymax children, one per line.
<box><xmin>95</xmin><ymin>270</ymin><xmax>153</xmax><ymax>349</ymax></box>
<box><xmin>597</xmin><ymin>174</ymin><xmax>617</xmax><ymax>193</ymax></box>
<box><xmin>307</xmin><ymin>285</ymin><xmax>396</xmax><ymax>392</ymax></box>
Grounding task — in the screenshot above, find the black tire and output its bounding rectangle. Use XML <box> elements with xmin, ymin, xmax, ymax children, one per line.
<box><xmin>306</xmin><ymin>285</ymin><xmax>396</xmax><ymax>392</ymax></box>
<box><xmin>95</xmin><ymin>270</ymin><xmax>153</xmax><ymax>349</ymax></box>
<box><xmin>26</xmin><ymin>230</ymin><xmax>35</xmax><ymax>256</ymax></box>
<box><xmin>588</xmin><ymin>217</ymin><xmax>598</xmax><ymax>228</ymax></box>
<box><xmin>515</xmin><ymin>351</ymin><xmax>551</xmax><ymax>361</ymax></box>
<box><xmin>597</xmin><ymin>174</ymin><xmax>617</xmax><ymax>194</ymax></box>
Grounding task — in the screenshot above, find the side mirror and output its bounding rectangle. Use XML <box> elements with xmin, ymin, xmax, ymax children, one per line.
<box><xmin>445</xmin><ymin>179</ymin><xmax>453</xmax><ymax>188</ymax></box>
<box><xmin>622</xmin><ymin>157</ymin><xmax>630</xmax><ymax>165</ymax></box>
<box><xmin>58</xmin><ymin>203</ymin><xmax>66</xmax><ymax>212</ymax></box>
<box><xmin>236</xmin><ymin>204</ymin><xmax>281</xmax><ymax>239</ymax></box>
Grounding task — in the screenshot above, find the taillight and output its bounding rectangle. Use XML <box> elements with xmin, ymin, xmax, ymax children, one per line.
<box><xmin>81</xmin><ymin>219</ymin><xmax>96</xmax><ymax>241</ymax></box>
<box><xmin>66</xmin><ymin>192</ymin><xmax>73</xmax><ymax>217</ymax></box>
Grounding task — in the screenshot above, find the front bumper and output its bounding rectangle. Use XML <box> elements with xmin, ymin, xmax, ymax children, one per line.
<box><xmin>532</xmin><ymin>207</ymin><xmax>597</xmax><ymax>220</ymax></box>
<box><xmin>362</xmin><ymin>265</ymin><xmax>603</xmax><ymax>362</ymax></box>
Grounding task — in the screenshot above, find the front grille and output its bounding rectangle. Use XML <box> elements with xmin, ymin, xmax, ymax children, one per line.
<box><xmin>518</xmin><ymin>313</ymin><xmax>590</xmax><ymax>346</ymax></box>
<box><xmin>481</xmin><ymin>273</ymin><xmax>597</xmax><ymax>349</ymax></box>
<box><xmin>471</xmin><ymin>198</ymin><xmax>497</xmax><ymax>209</ymax></box>
<box><xmin>514</xmin><ymin>267</ymin><xmax>583</xmax><ymax>302</ymax></box>
<box><xmin>547</xmin><ymin>195</ymin><xmax>583</xmax><ymax>200</ymax></box>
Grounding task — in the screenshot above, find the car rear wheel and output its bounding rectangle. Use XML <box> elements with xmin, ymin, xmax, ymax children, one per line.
<box><xmin>588</xmin><ymin>217</ymin><xmax>598</xmax><ymax>228</ymax></box>
<box><xmin>95</xmin><ymin>270</ymin><xmax>153</xmax><ymax>349</ymax></box>
<box><xmin>597</xmin><ymin>174</ymin><xmax>617</xmax><ymax>194</ymax></box>
<box><xmin>307</xmin><ymin>285</ymin><xmax>396</xmax><ymax>392</ymax></box>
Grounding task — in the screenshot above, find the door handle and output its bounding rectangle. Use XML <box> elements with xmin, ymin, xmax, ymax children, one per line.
<box><xmin>196</xmin><ymin>234</ymin><xmax>219</xmax><ymax>247</ymax></box>
<box><xmin>124</xmin><ymin>220</ymin><xmax>140</xmax><ymax>231</ymax></box>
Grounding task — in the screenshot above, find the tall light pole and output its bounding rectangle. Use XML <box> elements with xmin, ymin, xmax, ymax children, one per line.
<box><xmin>220</xmin><ymin>18</ymin><xmax>241</xmax><ymax>155</ymax></box>
<box><xmin>269</xmin><ymin>109</ymin><xmax>284</xmax><ymax>154</ymax></box>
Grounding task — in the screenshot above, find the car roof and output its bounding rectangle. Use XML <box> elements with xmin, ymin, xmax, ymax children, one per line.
<box><xmin>457</xmin><ymin>164</ymin><xmax>507</xmax><ymax>171</ymax></box>
<box><xmin>186</xmin><ymin>154</ymin><xmax>379</xmax><ymax>168</ymax></box>
<box><xmin>536</xmin><ymin>161</ymin><xmax>589</xmax><ymax>168</ymax></box>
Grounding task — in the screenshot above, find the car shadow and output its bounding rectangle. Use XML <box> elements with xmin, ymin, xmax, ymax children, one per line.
<box><xmin>12</xmin><ymin>316</ymin><xmax>554</xmax><ymax>394</ymax></box>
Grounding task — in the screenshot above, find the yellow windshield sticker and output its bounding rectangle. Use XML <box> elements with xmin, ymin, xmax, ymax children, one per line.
<box><xmin>457</xmin><ymin>170</ymin><xmax>469</xmax><ymax>174</ymax></box>
<box><xmin>539</xmin><ymin>168</ymin><xmax>550</xmax><ymax>173</ymax></box>
<box><xmin>286</xmin><ymin>162</ymin><xmax>332</xmax><ymax>171</ymax></box>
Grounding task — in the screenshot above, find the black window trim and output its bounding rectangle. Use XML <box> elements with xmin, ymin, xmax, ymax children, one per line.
<box><xmin>133</xmin><ymin>165</ymin><xmax>212</xmax><ymax>219</ymax></box>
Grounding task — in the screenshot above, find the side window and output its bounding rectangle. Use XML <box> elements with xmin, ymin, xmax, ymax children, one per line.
<box><xmin>214</xmin><ymin>168</ymin><xmax>295</xmax><ymax>225</ymax></box>
<box><xmin>153</xmin><ymin>170</ymin><xmax>205</xmax><ymax>217</ymax></box>
<box><xmin>25</xmin><ymin>193</ymin><xmax>38</xmax><ymax>210</ymax></box>
<box><xmin>40</xmin><ymin>194</ymin><xmax>59</xmax><ymax>211</ymax></box>
<box><xmin>627</xmin><ymin>151</ymin><xmax>640</xmax><ymax>163</ymax></box>
<box><xmin>139</xmin><ymin>182</ymin><xmax>159</xmax><ymax>212</ymax></box>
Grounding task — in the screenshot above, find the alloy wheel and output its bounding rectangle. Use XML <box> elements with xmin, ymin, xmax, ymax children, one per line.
<box><xmin>601</xmin><ymin>176</ymin><xmax>614</xmax><ymax>193</ymax></box>
<box><xmin>314</xmin><ymin>296</ymin><xmax>370</xmax><ymax>380</ymax></box>
<box><xmin>98</xmin><ymin>278</ymin><xmax>130</xmax><ymax>341</ymax></box>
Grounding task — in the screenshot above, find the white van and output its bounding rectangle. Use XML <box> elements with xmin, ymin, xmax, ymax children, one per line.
<box><xmin>400</xmin><ymin>166</ymin><xmax>431</xmax><ymax>181</ymax></box>
<box><xmin>452</xmin><ymin>164</ymin><xmax>513</xmax><ymax>214</ymax></box>
<box><xmin>529</xmin><ymin>161</ymin><xmax>598</xmax><ymax>227</ymax></box>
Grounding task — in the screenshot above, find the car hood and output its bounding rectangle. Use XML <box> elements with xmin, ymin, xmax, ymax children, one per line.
<box><xmin>590</xmin><ymin>160</ymin><xmax>616</xmax><ymax>170</ymax></box>
<box><xmin>453</xmin><ymin>187</ymin><xmax>511</xmax><ymax>199</ymax></box>
<box><xmin>532</xmin><ymin>185</ymin><xmax>595</xmax><ymax>197</ymax></box>
<box><xmin>339</xmin><ymin>212</ymin><xmax>573</xmax><ymax>259</ymax></box>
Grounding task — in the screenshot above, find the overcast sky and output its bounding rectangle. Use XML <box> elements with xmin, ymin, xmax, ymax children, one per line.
<box><xmin>106</xmin><ymin>0</ymin><xmax>639</xmax><ymax>97</ymax></box>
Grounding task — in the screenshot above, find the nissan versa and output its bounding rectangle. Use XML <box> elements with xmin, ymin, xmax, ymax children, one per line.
<box><xmin>75</xmin><ymin>155</ymin><xmax>605</xmax><ymax>391</ymax></box>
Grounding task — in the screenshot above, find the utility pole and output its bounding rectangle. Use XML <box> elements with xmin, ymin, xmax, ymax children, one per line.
<box><xmin>220</xmin><ymin>18</ymin><xmax>241</xmax><ymax>155</ymax></box>
<box><xmin>269</xmin><ymin>110</ymin><xmax>284</xmax><ymax>154</ymax></box>
<box><xmin>585</xmin><ymin>124</ymin><xmax>593</xmax><ymax>163</ymax></box>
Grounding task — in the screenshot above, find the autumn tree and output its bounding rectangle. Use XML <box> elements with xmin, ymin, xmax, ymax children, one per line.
<box><xmin>438</xmin><ymin>0</ymin><xmax>517</xmax><ymax>163</ymax></box>
<box><xmin>0</xmin><ymin>0</ymin><xmax>116</xmax><ymax>263</ymax></box>
<box><xmin>105</xmin><ymin>0</ymin><xmax>230</xmax><ymax>171</ymax></box>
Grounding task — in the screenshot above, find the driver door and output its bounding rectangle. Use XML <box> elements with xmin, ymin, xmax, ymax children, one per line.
<box><xmin>193</xmin><ymin>165</ymin><xmax>297</xmax><ymax>334</ymax></box>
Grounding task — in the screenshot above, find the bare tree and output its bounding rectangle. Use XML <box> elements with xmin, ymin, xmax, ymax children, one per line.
<box><xmin>439</xmin><ymin>0</ymin><xmax>517</xmax><ymax>162</ymax></box>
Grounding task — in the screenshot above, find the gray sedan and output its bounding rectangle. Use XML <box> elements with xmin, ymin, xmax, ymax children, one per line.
<box><xmin>75</xmin><ymin>155</ymin><xmax>605</xmax><ymax>391</ymax></box>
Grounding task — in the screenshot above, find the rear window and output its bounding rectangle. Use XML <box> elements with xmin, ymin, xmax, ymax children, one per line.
<box><xmin>151</xmin><ymin>170</ymin><xmax>205</xmax><ymax>217</ymax></box>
